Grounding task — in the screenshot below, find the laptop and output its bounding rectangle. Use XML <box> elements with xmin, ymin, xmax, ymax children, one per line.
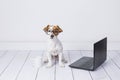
<box><xmin>69</xmin><ymin>37</ymin><xmax>107</xmax><ymax>71</ymax></box>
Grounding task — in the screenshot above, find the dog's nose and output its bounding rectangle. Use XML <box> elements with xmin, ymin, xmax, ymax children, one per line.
<box><xmin>51</xmin><ymin>35</ymin><xmax>54</xmax><ymax>39</ymax></box>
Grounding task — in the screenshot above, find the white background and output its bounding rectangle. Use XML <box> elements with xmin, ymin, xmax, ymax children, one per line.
<box><xmin>0</xmin><ymin>0</ymin><xmax>120</xmax><ymax>50</ymax></box>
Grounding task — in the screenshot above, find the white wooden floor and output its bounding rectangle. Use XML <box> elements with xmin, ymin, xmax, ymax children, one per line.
<box><xmin>0</xmin><ymin>50</ymin><xmax>120</xmax><ymax>80</ymax></box>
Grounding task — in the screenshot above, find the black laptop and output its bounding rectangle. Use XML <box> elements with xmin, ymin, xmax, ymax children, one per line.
<box><xmin>69</xmin><ymin>37</ymin><xmax>107</xmax><ymax>71</ymax></box>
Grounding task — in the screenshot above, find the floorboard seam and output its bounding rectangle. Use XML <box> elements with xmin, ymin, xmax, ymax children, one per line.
<box><xmin>35</xmin><ymin>68</ymin><xmax>40</xmax><ymax>80</ymax></box>
<box><xmin>102</xmin><ymin>65</ymin><xmax>112</xmax><ymax>80</ymax></box>
<box><xmin>15</xmin><ymin>50</ymin><xmax>31</xmax><ymax>80</ymax></box>
<box><xmin>110</xmin><ymin>57</ymin><xmax>120</xmax><ymax>71</ymax></box>
<box><xmin>0</xmin><ymin>52</ymin><xmax>17</xmax><ymax>76</ymax></box>
<box><xmin>68</xmin><ymin>51</ymin><xmax>75</xmax><ymax>80</ymax></box>
<box><xmin>89</xmin><ymin>71</ymin><xmax>94</xmax><ymax>80</ymax></box>
<box><xmin>35</xmin><ymin>51</ymin><xmax>44</xmax><ymax>80</ymax></box>
<box><xmin>108</xmin><ymin>52</ymin><xmax>120</xmax><ymax>71</ymax></box>
<box><xmin>54</xmin><ymin>58</ymin><xmax>56</xmax><ymax>80</ymax></box>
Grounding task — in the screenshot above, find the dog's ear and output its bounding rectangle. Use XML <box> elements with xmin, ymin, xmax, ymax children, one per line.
<box><xmin>56</xmin><ymin>25</ymin><xmax>63</xmax><ymax>33</ymax></box>
<box><xmin>43</xmin><ymin>25</ymin><xmax>49</xmax><ymax>32</ymax></box>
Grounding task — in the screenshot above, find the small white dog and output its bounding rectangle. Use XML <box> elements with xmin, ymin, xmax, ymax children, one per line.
<box><xmin>43</xmin><ymin>25</ymin><xmax>67</xmax><ymax>67</ymax></box>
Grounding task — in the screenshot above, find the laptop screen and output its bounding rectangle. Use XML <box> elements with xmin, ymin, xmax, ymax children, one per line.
<box><xmin>93</xmin><ymin>37</ymin><xmax>107</xmax><ymax>69</ymax></box>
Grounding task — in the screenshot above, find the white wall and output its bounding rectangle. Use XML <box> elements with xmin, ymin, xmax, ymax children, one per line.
<box><xmin>0</xmin><ymin>0</ymin><xmax>120</xmax><ymax>50</ymax></box>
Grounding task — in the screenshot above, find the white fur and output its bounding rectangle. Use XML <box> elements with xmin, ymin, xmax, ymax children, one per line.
<box><xmin>43</xmin><ymin>25</ymin><xmax>66</xmax><ymax>67</ymax></box>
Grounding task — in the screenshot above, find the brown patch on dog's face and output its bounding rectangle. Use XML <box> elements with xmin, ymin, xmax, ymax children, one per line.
<box><xmin>53</xmin><ymin>25</ymin><xmax>63</xmax><ymax>36</ymax></box>
<box><xmin>43</xmin><ymin>25</ymin><xmax>63</xmax><ymax>38</ymax></box>
<box><xmin>43</xmin><ymin>25</ymin><xmax>50</xmax><ymax>32</ymax></box>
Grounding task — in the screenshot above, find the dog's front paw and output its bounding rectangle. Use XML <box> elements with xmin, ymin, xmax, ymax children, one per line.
<box><xmin>46</xmin><ymin>63</ymin><xmax>52</xmax><ymax>68</ymax></box>
<box><xmin>59</xmin><ymin>63</ymin><xmax>65</xmax><ymax>67</ymax></box>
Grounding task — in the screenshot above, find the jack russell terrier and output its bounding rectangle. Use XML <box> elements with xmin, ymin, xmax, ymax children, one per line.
<box><xmin>43</xmin><ymin>25</ymin><xmax>67</xmax><ymax>67</ymax></box>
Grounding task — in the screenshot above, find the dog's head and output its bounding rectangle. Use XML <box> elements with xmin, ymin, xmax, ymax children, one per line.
<box><xmin>43</xmin><ymin>25</ymin><xmax>63</xmax><ymax>39</ymax></box>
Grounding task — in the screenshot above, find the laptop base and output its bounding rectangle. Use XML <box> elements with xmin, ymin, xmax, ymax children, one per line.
<box><xmin>69</xmin><ymin>57</ymin><xmax>94</xmax><ymax>71</ymax></box>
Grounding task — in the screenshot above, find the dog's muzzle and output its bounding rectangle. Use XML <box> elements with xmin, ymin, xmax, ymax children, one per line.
<box><xmin>50</xmin><ymin>35</ymin><xmax>54</xmax><ymax>39</ymax></box>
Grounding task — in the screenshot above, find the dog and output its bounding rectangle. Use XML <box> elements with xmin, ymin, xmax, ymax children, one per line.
<box><xmin>43</xmin><ymin>25</ymin><xmax>67</xmax><ymax>67</ymax></box>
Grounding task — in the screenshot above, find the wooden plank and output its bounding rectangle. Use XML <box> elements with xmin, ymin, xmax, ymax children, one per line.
<box><xmin>55</xmin><ymin>51</ymin><xmax>73</xmax><ymax>80</ymax></box>
<box><xmin>0</xmin><ymin>51</ymin><xmax>16</xmax><ymax>76</ymax></box>
<box><xmin>69</xmin><ymin>50</ymin><xmax>92</xmax><ymax>80</ymax></box>
<box><xmin>108</xmin><ymin>51</ymin><xmax>120</xmax><ymax>68</ymax></box>
<box><xmin>36</xmin><ymin>51</ymin><xmax>55</xmax><ymax>80</ymax></box>
<box><xmin>0</xmin><ymin>50</ymin><xmax>29</xmax><ymax>80</ymax></box>
<box><xmin>81</xmin><ymin>50</ymin><xmax>111</xmax><ymax>80</ymax></box>
<box><xmin>36</xmin><ymin>66</ymin><xmax>55</xmax><ymax>80</ymax></box>
<box><xmin>101</xmin><ymin>51</ymin><xmax>120</xmax><ymax>80</ymax></box>
<box><xmin>16</xmin><ymin>50</ymin><xmax>43</xmax><ymax>80</ymax></box>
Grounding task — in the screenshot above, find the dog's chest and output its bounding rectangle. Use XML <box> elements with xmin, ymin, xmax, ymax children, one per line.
<box><xmin>48</xmin><ymin>40</ymin><xmax>61</xmax><ymax>50</ymax></box>
<box><xmin>47</xmin><ymin>38</ymin><xmax>62</xmax><ymax>54</ymax></box>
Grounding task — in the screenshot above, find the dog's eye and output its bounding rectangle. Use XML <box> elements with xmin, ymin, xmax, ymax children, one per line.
<box><xmin>48</xmin><ymin>30</ymin><xmax>51</xmax><ymax>32</ymax></box>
